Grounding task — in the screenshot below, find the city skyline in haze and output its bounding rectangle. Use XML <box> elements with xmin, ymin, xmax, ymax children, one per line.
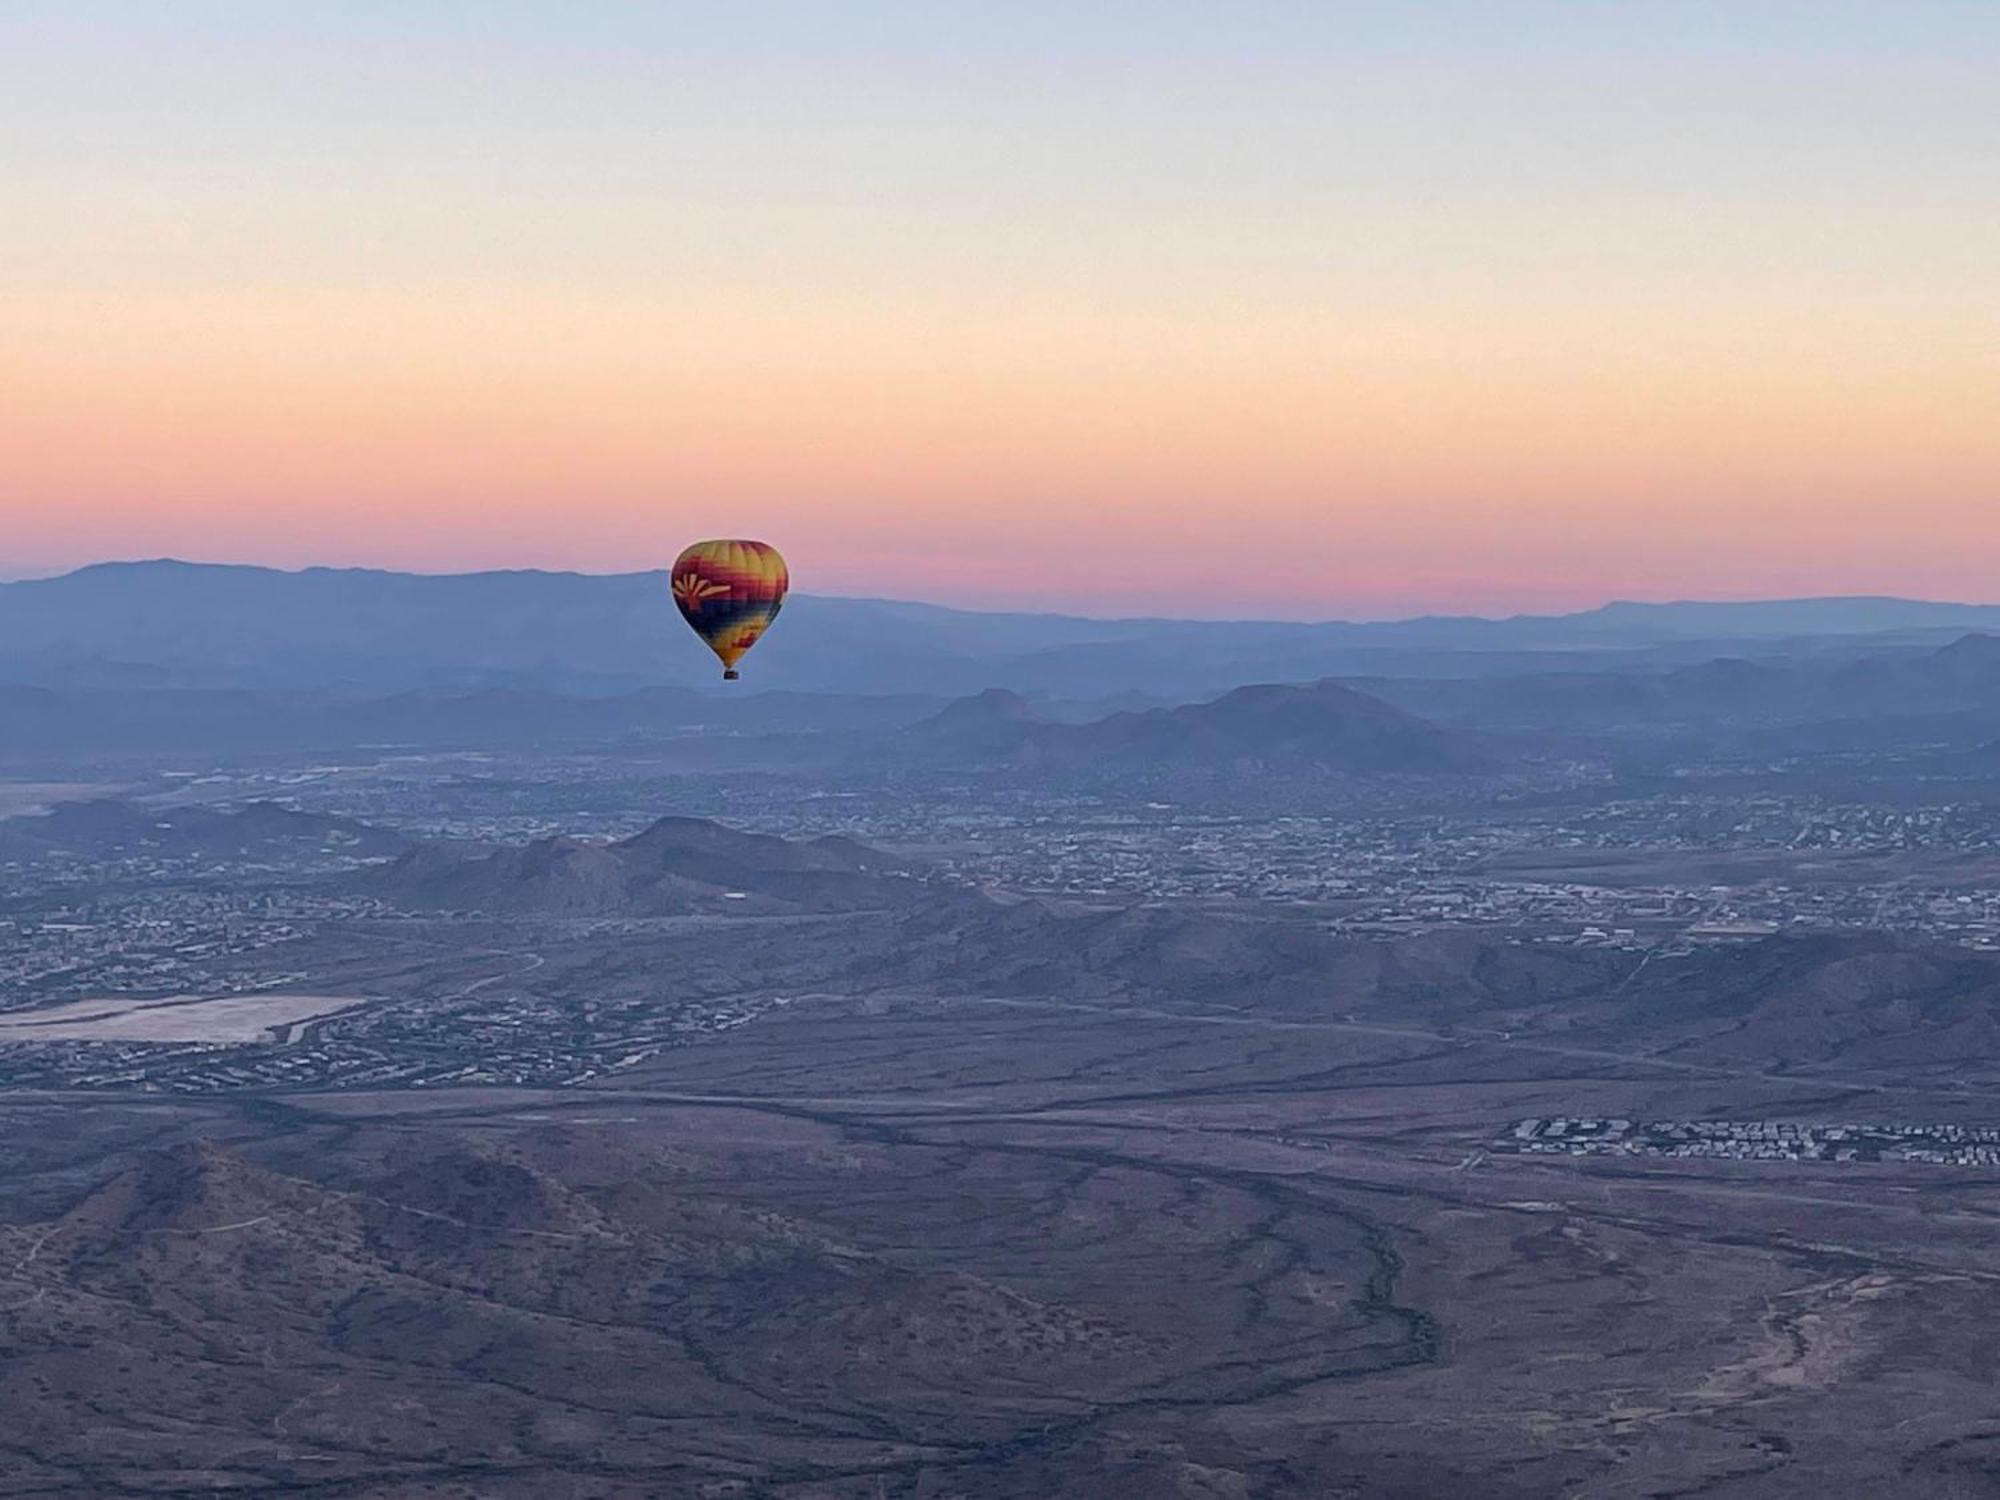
<box><xmin>3</xmin><ymin>2</ymin><xmax>1995</xmax><ymax>616</ymax></box>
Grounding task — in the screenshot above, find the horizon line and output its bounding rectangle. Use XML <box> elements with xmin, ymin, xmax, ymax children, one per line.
<box><xmin>1</xmin><ymin>556</ymin><xmax>1996</xmax><ymax>629</ymax></box>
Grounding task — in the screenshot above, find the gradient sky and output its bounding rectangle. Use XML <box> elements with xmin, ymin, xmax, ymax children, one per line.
<box><xmin>2</xmin><ymin>2</ymin><xmax>1995</xmax><ymax>617</ymax></box>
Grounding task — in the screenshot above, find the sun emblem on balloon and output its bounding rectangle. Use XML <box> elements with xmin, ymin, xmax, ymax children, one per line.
<box><xmin>673</xmin><ymin>573</ymin><xmax>731</xmax><ymax>612</ymax></box>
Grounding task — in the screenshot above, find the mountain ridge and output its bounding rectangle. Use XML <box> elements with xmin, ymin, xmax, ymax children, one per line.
<box><xmin>906</xmin><ymin>679</ymin><xmax>1479</xmax><ymax>774</ymax></box>
<box><xmin>365</xmin><ymin>815</ymin><xmax>923</xmax><ymax>916</ymax></box>
<box><xmin>8</xmin><ymin>559</ymin><xmax>2000</xmax><ymax>699</ymax></box>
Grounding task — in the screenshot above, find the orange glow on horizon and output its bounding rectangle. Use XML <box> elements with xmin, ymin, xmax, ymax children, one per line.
<box><xmin>4</xmin><ymin>7</ymin><xmax>1995</xmax><ymax>617</ymax></box>
<box><xmin>4</xmin><ymin>279</ymin><xmax>1994</xmax><ymax>616</ymax></box>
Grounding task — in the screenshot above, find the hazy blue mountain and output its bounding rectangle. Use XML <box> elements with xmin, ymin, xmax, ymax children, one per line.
<box><xmin>1050</xmin><ymin>681</ymin><xmax>1480</xmax><ymax>774</ymax></box>
<box><xmin>1582</xmin><ymin>597</ymin><xmax>2000</xmax><ymax>638</ymax></box>
<box><xmin>1345</xmin><ymin>632</ymin><xmax>2000</xmax><ymax>764</ymax></box>
<box><xmin>7</xmin><ymin>560</ymin><xmax>2000</xmax><ymax>700</ymax></box>
<box><xmin>905</xmin><ymin>679</ymin><xmax>1479</xmax><ymax>775</ymax></box>
<box><xmin>906</xmin><ymin>688</ymin><xmax>1047</xmax><ymax>758</ymax></box>
<box><xmin>1367</xmin><ymin>634</ymin><xmax>2000</xmax><ymax>731</ymax></box>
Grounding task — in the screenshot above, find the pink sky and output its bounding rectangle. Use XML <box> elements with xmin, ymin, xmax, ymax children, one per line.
<box><xmin>2</xmin><ymin>5</ymin><xmax>1994</xmax><ymax>618</ymax></box>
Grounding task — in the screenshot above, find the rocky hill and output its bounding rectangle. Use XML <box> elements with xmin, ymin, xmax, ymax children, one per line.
<box><xmin>910</xmin><ymin>679</ymin><xmax>1478</xmax><ymax>774</ymax></box>
<box><xmin>367</xmin><ymin>815</ymin><xmax>921</xmax><ymax>916</ymax></box>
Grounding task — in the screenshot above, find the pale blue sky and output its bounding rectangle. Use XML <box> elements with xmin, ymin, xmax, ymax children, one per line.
<box><xmin>2</xmin><ymin>2</ymin><xmax>1995</xmax><ymax>612</ymax></box>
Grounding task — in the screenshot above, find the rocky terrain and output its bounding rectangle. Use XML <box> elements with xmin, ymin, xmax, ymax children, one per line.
<box><xmin>364</xmin><ymin>816</ymin><xmax>924</xmax><ymax>917</ymax></box>
<box><xmin>10</xmin><ymin>850</ymin><xmax>2000</xmax><ymax>1493</ymax></box>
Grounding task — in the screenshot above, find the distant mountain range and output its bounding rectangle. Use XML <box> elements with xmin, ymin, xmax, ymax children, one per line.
<box><xmin>8</xmin><ymin>559</ymin><xmax>2000</xmax><ymax>699</ymax></box>
<box><xmin>908</xmin><ymin>680</ymin><xmax>1477</xmax><ymax>774</ymax></box>
<box><xmin>1365</xmin><ymin>632</ymin><xmax>2000</xmax><ymax>749</ymax></box>
<box><xmin>0</xmin><ymin>671</ymin><xmax>1484</xmax><ymax>779</ymax></box>
<box><xmin>10</xmin><ymin>561</ymin><xmax>2000</xmax><ymax>773</ymax></box>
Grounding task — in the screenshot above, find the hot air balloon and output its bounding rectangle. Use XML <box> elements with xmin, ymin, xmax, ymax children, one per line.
<box><xmin>671</xmin><ymin>539</ymin><xmax>789</xmax><ymax>680</ymax></box>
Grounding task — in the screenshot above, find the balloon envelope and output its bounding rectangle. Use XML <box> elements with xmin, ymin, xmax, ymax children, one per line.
<box><xmin>671</xmin><ymin>539</ymin><xmax>789</xmax><ymax>679</ymax></box>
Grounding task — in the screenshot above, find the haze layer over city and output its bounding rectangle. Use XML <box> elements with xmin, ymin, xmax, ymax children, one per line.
<box><xmin>4</xmin><ymin>3</ymin><xmax>1999</xmax><ymax>1497</ymax></box>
